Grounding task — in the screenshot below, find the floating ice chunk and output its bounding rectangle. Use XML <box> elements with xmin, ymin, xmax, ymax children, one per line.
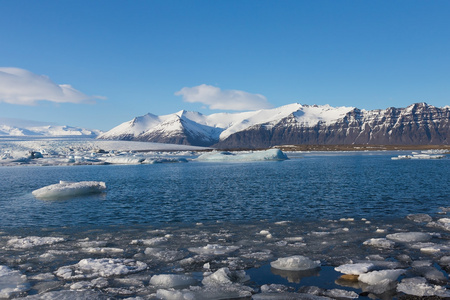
<box><xmin>363</xmin><ymin>238</ymin><xmax>395</xmax><ymax>249</ymax></box>
<box><xmin>270</xmin><ymin>255</ymin><xmax>320</xmax><ymax>271</ymax></box>
<box><xmin>252</xmin><ymin>292</ymin><xmax>332</xmax><ymax>299</ymax></box>
<box><xmin>156</xmin><ymin>285</ymin><xmax>253</xmax><ymax>300</ymax></box>
<box><xmin>437</xmin><ymin>218</ymin><xmax>450</xmax><ymax>231</ymax></box>
<box><xmin>202</xmin><ymin>267</ymin><xmax>249</xmax><ymax>286</ymax></box>
<box><xmin>150</xmin><ymin>274</ymin><xmax>198</xmax><ymax>288</ymax></box>
<box><xmin>32</xmin><ymin>181</ymin><xmax>106</xmax><ymax>199</ymax></box>
<box><xmin>55</xmin><ymin>258</ymin><xmax>147</xmax><ymax>280</ymax></box>
<box><xmin>407</xmin><ymin>214</ymin><xmax>433</xmax><ymax>223</ymax></box>
<box><xmin>188</xmin><ymin>244</ymin><xmax>239</xmax><ymax>255</ymax></box>
<box><xmin>23</xmin><ymin>290</ymin><xmax>110</xmax><ymax>299</ymax></box>
<box><xmin>142</xmin><ymin>157</ymin><xmax>188</xmax><ymax>164</ymax></box>
<box><xmin>144</xmin><ymin>248</ymin><xmax>186</xmax><ymax>262</ymax></box>
<box><xmin>439</xmin><ymin>256</ymin><xmax>450</xmax><ymax>266</ymax></box>
<box><xmin>7</xmin><ymin>236</ymin><xmax>65</xmax><ymax>249</ymax></box>
<box><xmin>335</xmin><ymin>263</ymin><xmax>374</xmax><ymax>275</ymax></box>
<box><xmin>358</xmin><ymin>269</ymin><xmax>404</xmax><ymax>285</ymax></box>
<box><xmin>0</xmin><ymin>265</ymin><xmax>30</xmax><ymax>298</ymax></box>
<box><xmin>195</xmin><ymin>149</ymin><xmax>288</xmax><ymax>162</ymax></box>
<box><xmin>323</xmin><ymin>289</ymin><xmax>359</xmax><ymax>299</ymax></box>
<box><xmin>100</xmin><ymin>156</ymin><xmax>144</xmax><ymax>164</ymax></box>
<box><xmin>131</xmin><ymin>237</ymin><xmax>168</xmax><ymax>246</ymax></box>
<box><xmin>386</xmin><ymin>232</ymin><xmax>432</xmax><ymax>243</ymax></box>
<box><xmin>82</xmin><ymin>247</ymin><xmax>124</xmax><ymax>254</ymax></box>
<box><xmin>397</xmin><ymin>277</ymin><xmax>450</xmax><ymax>297</ymax></box>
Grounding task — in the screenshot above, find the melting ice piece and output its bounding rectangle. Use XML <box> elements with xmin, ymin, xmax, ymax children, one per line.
<box><xmin>397</xmin><ymin>277</ymin><xmax>450</xmax><ymax>297</ymax></box>
<box><xmin>32</xmin><ymin>181</ymin><xmax>106</xmax><ymax>199</ymax></box>
<box><xmin>363</xmin><ymin>238</ymin><xmax>395</xmax><ymax>249</ymax></box>
<box><xmin>270</xmin><ymin>255</ymin><xmax>320</xmax><ymax>271</ymax></box>
<box><xmin>386</xmin><ymin>232</ymin><xmax>432</xmax><ymax>243</ymax></box>
<box><xmin>358</xmin><ymin>269</ymin><xmax>405</xmax><ymax>285</ymax></box>
<box><xmin>188</xmin><ymin>244</ymin><xmax>239</xmax><ymax>255</ymax></box>
<box><xmin>195</xmin><ymin>149</ymin><xmax>288</xmax><ymax>162</ymax></box>
<box><xmin>150</xmin><ymin>274</ymin><xmax>198</xmax><ymax>288</ymax></box>
<box><xmin>335</xmin><ymin>263</ymin><xmax>374</xmax><ymax>275</ymax></box>
<box><xmin>7</xmin><ymin>236</ymin><xmax>65</xmax><ymax>249</ymax></box>
<box><xmin>0</xmin><ymin>265</ymin><xmax>30</xmax><ymax>298</ymax></box>
<box><xmin>55</xmin><ymin>258</ymin><xmax>147</xmax><ymax>280</ymax></box>
<box><xmin>202</xmin><ymin>267</ymin><xmax>250</xmax><ymax>286</ymax></box>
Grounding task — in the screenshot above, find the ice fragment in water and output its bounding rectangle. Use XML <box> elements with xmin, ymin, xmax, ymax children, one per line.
<box><xmin>335</xmin><ymin>263</ymin><xmax>374</xmax><ymax>275</ymax></box>
<box><xmin>270</xmin><ymin>255</ymin><xmax>320</xmax><ymax>271</ymax></box>
<box><xmin>202</xmin><ymin>267</ymin><xmax>250</xmax><ymax>286</ymax></box>
<box><xmin>0</xmin><ymin>265</ymin><xmax>30</xmax><ymax>298</ymax></box>
<box><xmin>55</xmin><ymin>258</ymin><xmax>147</xmax><ymax>279</ymax></box>
<box><xmin>386</xmin><ymin>232</ymin><xmax>431</xmax><ymax>242</ymax></box>
<box><xmin>7</xmin><ymin>236</ymin><xmax>65</xmax><ymax>249</ymax></box>
<box><xmin>188</xmin><ymin>244</ymin><xmax>239</xmax><ymax>255</ymax></box>
<box><xmin>32</xmin><ymin>181</ymin><xmax>106</xmax><ymax>199</ymax></box>
<box><xmin>363</xmin><ymin>238</ymin><xmax>395</xmax><ymax>249</ymax></box>
<box><xmin>195</xmin><ymin>149</ymin><xmax>288</xmax><ymax>162</ymax></box>
<box><xmin>397</xmin><ymin>277</ymin><xmax>450</xmax><ymax>297</ymax></box>
<box><xmin>150</xmin><ymin>274</ymin><xmax>198</xmax><ymax>288</ymax></box>
<box><xmin>358</xmin><ymin>269</ymin><xmax>405</xmax><ymax>285</ymax></box>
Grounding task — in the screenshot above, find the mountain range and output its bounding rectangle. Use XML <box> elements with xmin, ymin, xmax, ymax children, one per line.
<box><xmin>0</xmin><ymin>118</ymin><xmax>101</xmax><ymax>137</ymax></box>
<box><xmin>98</xmin><ymin>102</ymin><xmax>450</xmax><ymax>148</ymax></box>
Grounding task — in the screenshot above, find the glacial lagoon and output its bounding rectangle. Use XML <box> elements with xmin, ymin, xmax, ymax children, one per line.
<box><xmin>0</xmin><ymin>151</ymin><xmax>449</xmax><ymax>299</ymax></box>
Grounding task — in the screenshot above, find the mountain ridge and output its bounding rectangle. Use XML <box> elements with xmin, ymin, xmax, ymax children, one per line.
<box><xmin>98</xmin><ymin>102</ymin><xmax>450</xmax><ymax>148</ymax></box>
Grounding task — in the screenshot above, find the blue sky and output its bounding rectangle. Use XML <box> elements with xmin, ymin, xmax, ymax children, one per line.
<box><xmin>1</xmin><ymin>0</ymin><xmax>449</xmax><ymax>131</ymax></box>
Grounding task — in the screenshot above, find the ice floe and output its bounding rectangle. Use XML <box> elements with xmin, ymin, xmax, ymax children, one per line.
<box><xmin>195</xmin><ymin>149</ymin><xmax>288</xmax><ymax>162</ymax></box>
<box><xmin>397</xmin><ymin>277</ymin><xmax>450</xmax><ymax>297</ymax></box>
<box><xmin>6</xmin><ymin>236</ymin><xmax>65</xmax><ymax>249</ymax></box>
<box><xmin>335</xmin><ymin>263</ymin><xmax>374</xmax><ymax>275</ymax></box>
<box><xmin>358</xmin><ymin>269</ymin><xmax>405</xmax><ymax>285</ymax></box>
<box><xmin>150</xmin><ymin>274</ymin><xmax>198</xmax><ymax>288</ymax></box>
<box><xmin>0</xmin><ymin>265</ymin><xmax>29</xmax><ymax>298</ymax></box>
<box><xmin>270</xmin><ymin>255</ymin><xmax>320</xmax><ymax>271</ymax></box>
<box><xmin>55</xmin><ymin>258</ymin><xmax>147</xmax><ymax>280</ymax></box>
<box><xmin>32</xmin><ymin>180</ymin><xmax>106</xmax><ymax>199</ymax></box>
<box><xmin>386</xmin><ymin>231</ymin><xmax>432</xmax><ymax>243</ymax></box>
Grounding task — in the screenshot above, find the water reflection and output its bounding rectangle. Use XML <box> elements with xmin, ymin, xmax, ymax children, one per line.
<box><xmin>271</xmin><ymin>267</ymin><xmax>320</xmax><ymax>283</ymax></box>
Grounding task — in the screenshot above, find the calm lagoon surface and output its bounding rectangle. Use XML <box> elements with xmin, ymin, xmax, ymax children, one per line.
<box><xmin>1</xmin><ymin>151</ymin><xmax>449</xmax><ymax>228</ymax></box>
<box><xmin>0</xmin><ymin>151</ymin><xmax>449</xmax><ymax>299</ymax></box>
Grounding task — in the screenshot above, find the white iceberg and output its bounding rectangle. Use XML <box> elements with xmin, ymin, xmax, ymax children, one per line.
<box><xmin>335</xmin><ymin>263</ymin><xmax>374</xmax><ymax>275</ymax></box>
<box><xmin>397</xmin><ymin>277</ymin><xmax>450</xmax><ymax>297</ymax></box>
<box><xmin>7</xmin><ymin>236</ymin><xmax>65</xmax><ymax>249</ymax></box>
<box><xmin>270</xmin><ymin>255</ymin><xmax>320</xmax><ymax>271</ymax></box>
<box><xmin>358</xmin><ymin>269</ymin><xmax>405</xmax><ymax>285</ymax></box>
<box><xmin>202</xmin><ymin>267</ymin><xmax>250</xmax><ymax>286</ymax></box>
<box><xmin>386</xmin><ymin>232</ymin><xmax>432</xmax><ymax>243</ymax></box>
<box><xmin>195</xmin><ymin>149</ymin><xmax>288</xmax><ymax>162</ymax></box>
<box><xmin>150</xmin><ymin>274</ymin><xmax>198</xmax><ymax>288</ymax></box>
<box><xmin>0</xmin><ymin>265</ymin><xmax>30</xmax><ymax>298</ymax></box>
<box><xmin>188</xmin><ymin>244</ymin><xmax>239</xmax><ymax>255</ymax></box>
<box><xmin>55</xmin><ymin>258</ymin><xmax>147</xmax><ymax>280</ymax></box>
<box><xmin>32</xmin><ymin>180</ymin><xmax>106</xmax><ymax>199</ymax></box>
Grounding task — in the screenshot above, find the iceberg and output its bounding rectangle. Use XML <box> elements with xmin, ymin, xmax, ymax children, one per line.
<box><xmin>195</xmin><ymin>149</ymin><xmax>288</xmax><ymax>162</ymax></box>
<box><xmin>32</xmin><ymin>181</ymin><xmax>106</xmax><ymax>199</ymax></box>
<box><xmin>270</xmin><ymin>255</ymin><xmax>320</xmax><ymax>271</ymax></box>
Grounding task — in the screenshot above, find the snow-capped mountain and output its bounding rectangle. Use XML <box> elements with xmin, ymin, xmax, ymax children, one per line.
<box><xmin>0</xmin><ymin>118</ymin><xmax>101</xmax><ymax>137</ymax></box>
<box><xmin>98</xmin><ymin>103</ymin><xmax>450</xmax><ymax>148</ymax></box>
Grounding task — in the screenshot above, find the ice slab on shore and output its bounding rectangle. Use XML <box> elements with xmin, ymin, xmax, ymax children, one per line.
<box><xmin>196</xmin><ymin>149</ymin><xmax>288</xmax><ymax>162</ymax></box>
<box><xmin>270</xmin><ymin>255</ymin><xmax>320</xmax><ymax>271</ymax></box>
<box><xmin>0</xmin><ymin>265</ymin><xmax>29</xmax><ymax>298</ymax></box>
<box><xmin>32</xmin><ymin>181</ymin><xmax>106</xmax><ymax>199</ymax></box>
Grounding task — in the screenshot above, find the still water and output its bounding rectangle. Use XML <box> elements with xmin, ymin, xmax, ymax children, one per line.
<box><xmin>0</xmin><ymin>151</ymin><xmax>448</xmax><ymax>228</ymax></box>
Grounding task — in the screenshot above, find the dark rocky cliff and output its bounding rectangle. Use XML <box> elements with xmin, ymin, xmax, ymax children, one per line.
<box><xmin>214</xmin><ymin>103</ymin><xmax>450</xmax><ymax>149</ymax></box>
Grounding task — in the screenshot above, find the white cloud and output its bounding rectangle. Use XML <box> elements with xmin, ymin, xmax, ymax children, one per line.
<box><xmin>0</xmin><ymin>67</ymin><xmax>105</xmax><ymax>105</ymax></box>
<box><xmin>175</xmin><ymin>84</ymin><xmax>272</xmax><ymax>111</ymax></box>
